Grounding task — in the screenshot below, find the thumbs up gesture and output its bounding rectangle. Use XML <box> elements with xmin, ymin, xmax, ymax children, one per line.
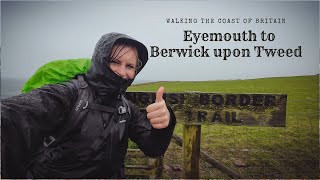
<box><xmin>146</xmin><ymin>87</ymin><xmax>170</xmax><ymax>129</ymax></box>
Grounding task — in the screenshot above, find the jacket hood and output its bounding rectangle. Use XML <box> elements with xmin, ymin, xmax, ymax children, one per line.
<box><xmin>85</xmin><ymin>32</ymin><xmax>149</xmax><ymax>99</ymax></box>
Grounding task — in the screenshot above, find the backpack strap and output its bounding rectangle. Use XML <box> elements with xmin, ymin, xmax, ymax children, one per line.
<box><xmin>26</xmin><ymin>75</ymin><xmax>92</xmax><ymax>172</ymax></box>
<box><xmin>119</xmin><ymin>95</ymin><xmax>131</xmax><ymax>140</ymax></box>
<box><xmin>38</xmin><ymin>75</ymin><xmax>89</xmax><ymax>148</ymax></box>
<box><xmin>87</xmin><ymin>104</ymin><xmax>115</xmax><ymax>113</ymax></box>
<box><xmin>90</xmin><ymin>95</ymin><xmax>131</xmax><ymax>151</ymax></box>
<box><xmin>43</xmin><ymin>75</ymin><xmax>91</xmax><ymax>147</ymax></box>
<box><xmin>121</xmin><ymin>95</ymin><xmax>131</xmax><ymax>117</ymax></box>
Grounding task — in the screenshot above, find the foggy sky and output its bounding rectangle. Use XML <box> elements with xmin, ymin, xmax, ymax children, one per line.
<box><xmin>1</xmin><ymin>0</ymin><xmax>319</xmax><ymax>83</ymax></box>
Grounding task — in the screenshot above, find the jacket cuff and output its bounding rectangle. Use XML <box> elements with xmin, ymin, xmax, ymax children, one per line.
<box><xmin>166</xmin><ymin>106</ymin><xmax>176</xmax><ymax>129</ymax></box>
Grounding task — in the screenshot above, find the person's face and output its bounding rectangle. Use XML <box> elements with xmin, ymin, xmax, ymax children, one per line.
<box><xmin>109</xmin><ymin>45</ymin><xmax>138</xmax><ymax>80</ymax></box>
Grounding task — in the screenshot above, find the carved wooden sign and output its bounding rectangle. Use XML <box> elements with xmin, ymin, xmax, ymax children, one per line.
<box><xmin>125</xmin><ymin>92</ymin><xmax>287</xmax><ymax>127</ymax></box>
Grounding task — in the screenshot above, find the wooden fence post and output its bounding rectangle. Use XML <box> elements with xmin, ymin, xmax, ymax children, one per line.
<box><xmin>154</xmin><ymin>156</ymin><xmax>163</xmax><ymax>178</ymax></box>
<box><xmin>183</xmin><ymin>124</ymin><xmax>201</xmax><ymax>179</ymax></box>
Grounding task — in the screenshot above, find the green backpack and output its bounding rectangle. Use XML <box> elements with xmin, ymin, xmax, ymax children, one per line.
<box><xmin>21</xmin><ymin>58</ymin><xmax>91</xmax><ymax>93</ymax></box>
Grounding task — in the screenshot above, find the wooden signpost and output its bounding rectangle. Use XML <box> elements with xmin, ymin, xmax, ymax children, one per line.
<box><xmin>126</xmin><ymin>92</ymin><xmax>287</xmax><ymax>178</ymax></box>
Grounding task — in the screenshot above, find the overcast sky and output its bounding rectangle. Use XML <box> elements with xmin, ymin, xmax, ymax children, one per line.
<box><xmin>1</xmin><ymin>0</ymin><xmax>319</xmax><ymax>83</ymax></box>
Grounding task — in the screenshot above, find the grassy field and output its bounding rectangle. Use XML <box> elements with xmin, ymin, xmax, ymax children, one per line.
<box><xmin>127</xmin><ymin>75</ymin><xmax>319</xmax><ymax>179</ymax></box>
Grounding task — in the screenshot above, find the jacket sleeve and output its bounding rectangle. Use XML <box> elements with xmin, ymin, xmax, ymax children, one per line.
<box><xmin>128</xmin><ymin>101</ymin><xmax>176</xmax><ymax>157</ymax></box>
<box><xmin>1</xmin><ymin>82</ymin><xmax>78</xmax><ymax>178</ymax></box>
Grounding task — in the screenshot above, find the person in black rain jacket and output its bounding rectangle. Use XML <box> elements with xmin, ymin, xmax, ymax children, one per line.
<box><xmin>1</xmin><ymin>32</ymin><xmax>176</xmax><ymax>178</ymax></box>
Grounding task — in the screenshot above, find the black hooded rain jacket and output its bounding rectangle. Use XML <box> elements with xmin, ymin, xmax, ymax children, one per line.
<box><xmin>1</xmin><ymin>33</ymin><xmax>176</xmax><ymax>178</ymax></box>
